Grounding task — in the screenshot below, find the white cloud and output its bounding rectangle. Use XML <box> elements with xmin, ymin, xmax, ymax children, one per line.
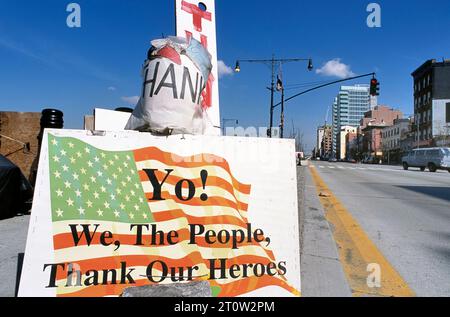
<box><xmin>107</xmin><ymin>86</ymin><xmax>117</xmax><ymax>91</ymax></box>
<box><xmin>121</xmin><ymin>96</ymin><xmax>140</xmax><ymax>105</ymax></box>
<box><xmin>316</xmin><ymin>59</ymin><xmax>356</xmax><ymax>79</ymax></box>
<box><xmin>217</xmin><ymin>60</ymin><xmax>233</xmax><ymax>78</ymax></box>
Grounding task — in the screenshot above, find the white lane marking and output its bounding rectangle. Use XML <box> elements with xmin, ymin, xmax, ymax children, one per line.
<box><xmin>328</xmin><ymin>166</ymin><xmax>336</xmax><ymax>169</ymax></box>
<box><xmin>319</xmin><ymin>166</ymin><xmax>325</xmax><ymax>169</ymax></box>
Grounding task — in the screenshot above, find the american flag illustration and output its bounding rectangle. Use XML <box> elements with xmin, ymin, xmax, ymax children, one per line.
<box><xmin>47</xmin><ymin>134</ymin><xmax>299</xmax><ymax>297</ymax></box>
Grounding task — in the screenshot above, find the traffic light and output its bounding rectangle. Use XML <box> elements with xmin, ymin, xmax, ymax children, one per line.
<box><xmin>370</xmin><ymin>78</ymin><xmax>380</xmax><ymax>96</ymax></box>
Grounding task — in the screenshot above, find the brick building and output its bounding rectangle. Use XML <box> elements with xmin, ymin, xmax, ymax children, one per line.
<box><xmin>0</xmin><ymin>112</ymin><xmax>41</xmax><ymax>180</ymax></box>
<box><xmin>382</xmin><ymin>118</ymin><xmax>412</xmax><ymax>163</ymax></box>
<box><xmin>316</xmin><ymin>125</ymin><xmax>332</xmax><ymax>159</ymax></box>
<box><xmin>412</xmin><ymin>59</ymin><xmax>450</xmax><ymax>147</ymax></box>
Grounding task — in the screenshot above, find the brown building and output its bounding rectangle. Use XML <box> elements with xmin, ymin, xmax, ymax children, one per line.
<box><xmin>316</xmin><ymin>125</ymin><xmax>332</xmax><ymax>159</ymax></box>
<box><xmin>346</xmin><ymin>131</ymin><xmax>358</xmax><ymax>160</ymax></box>
<box><xmin>412</xmin><ymin>59</ymin><xmax>450</xmax><ymax>147</ymax></box>
<box><xmin>0</xmin><ymin>112</ymin><xmax>41</xmax><ymax>181</ymax></box>
<box><xmin>359</xmin><ymin>106</ymin><xmax>403</xmax><ymax>160</ymax></box>
<box><xmin>360</xmin><ymin>105</ymin><xmax>403</xmax><ymax>130</ymax></box>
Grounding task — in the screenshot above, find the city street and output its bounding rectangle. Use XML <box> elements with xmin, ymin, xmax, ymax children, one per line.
<box><xmin>1</xmin><ymin>162</ymin><xmax>449</xmax><ymax>297</ymax></box>
<box><xmin>305</xmin><ymin>161</ymin><xmax>450</xmax><ymax>296</ymax></box>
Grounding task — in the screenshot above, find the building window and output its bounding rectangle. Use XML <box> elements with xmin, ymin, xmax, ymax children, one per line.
<box><xmin>447</xmin><ymin>103</ymin><xmax>450</xmax><ymax>123</ymax></box>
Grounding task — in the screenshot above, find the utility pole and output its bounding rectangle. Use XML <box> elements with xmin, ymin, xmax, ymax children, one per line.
<box><xmin>269</xmin><ymin>55</ymin><xmax>275</xmax><ymax>138</ymax></box>
<box><xmin>280</xmin><ymin>85</ymin><xmax>285</xmax><ymax>138</ymax></box>
<box><xmin>235</xmin><ymin>56</ymin><xmax>313</xmax><ymax>138</ymax></box>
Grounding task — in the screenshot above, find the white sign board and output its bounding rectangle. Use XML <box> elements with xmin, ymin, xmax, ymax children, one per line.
<box><xmin>176</xmin><ymin>0</ymin><xmax>221</xmax><ymax>136</ymax></box>
<box><xmin>19</xmin><ymin>130</ymin><xmax>300</xmax><ymax>297</ymax></box>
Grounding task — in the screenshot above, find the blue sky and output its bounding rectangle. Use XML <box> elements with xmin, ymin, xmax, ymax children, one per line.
<box><xmin>1</xmin><ymin>0</ymin><xmax>450</xmax><ymax>152</ymax></box>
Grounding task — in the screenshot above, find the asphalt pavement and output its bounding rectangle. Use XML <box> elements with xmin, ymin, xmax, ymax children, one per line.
<box><xmin>1</xmin><ymin>162</ymin><xmax>448</xmax><ymax>297</ymax></box>
<box><xmin>308</xmin><ymin>161</ymin><xmax>450</xmax><ymax>296</ymax></box>
<box><xmin>0</xmin><ymin>215</ymin><xmax>29</xmax><ymax>297</ymax></box>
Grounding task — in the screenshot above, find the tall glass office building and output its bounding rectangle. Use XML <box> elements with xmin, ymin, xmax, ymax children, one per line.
<box><xmin>332</xmin><ymin>85</ymin><xmax>371</xmax><ymax>157</ymax></box>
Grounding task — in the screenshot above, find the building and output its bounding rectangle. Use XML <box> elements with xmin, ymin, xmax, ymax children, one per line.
<box><xmin>360</xmin><ymin>105</ymin><xmax>403</xmax><ymax>130</ymax></box>
<box><xmin>339</xmin><ymin>126</ymin><xmax>357</xmax><ymax>160</ymax></box>
<box><xmin>332</xmin><ymin>85</ymin><xmax>371</xmax><ymax>159</ymax></box>
<box><xmin>359</xmin><ymin>105</ymin><xmax>403</xmax><ymax>160</ymax></box>
<box><xmin>382</xmin><ymin>118</ymin><xmax>412</xmax><ymax>163</ymax></box>
<box><xmin>399</xmin><ymin>116</ymin><xmax>416</xmax><ymax>153</ymax></box>
<box><xmin>316</xmin><ymin>126</ymin><xmax>325</xmax><ymax>157</ymax></box>
<box><xmin>412</xmin><ymin>59</ymin><xmax>450</xmax><ymax>147</ymax></box>
<box><xmin>322</xmin><ymin>126</ymin><xmax>333</xmax><ymax>159</ymax></box>
<box><xmin>0</xmin><ymin>112</ymin><xmax>41</xmax><ymax>181</ymax></box>
<box><xmin>316</xmin><ymin>125</ymin><xmax>332</xmax><ymax>159</ymax></box>
<box><xmin>346</xmin><ymin>131</ymin><xmax>358</xmax><ymax>160</ymax></box>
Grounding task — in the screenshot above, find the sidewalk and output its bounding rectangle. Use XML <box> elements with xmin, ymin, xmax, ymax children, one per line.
<box><xmin>0</xmin><ymin>215</ymin><xmax>30</xmax><ymax>297</ymax></box>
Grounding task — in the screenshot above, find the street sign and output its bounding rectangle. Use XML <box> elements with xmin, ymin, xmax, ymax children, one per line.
<box><xmin>18</xmin><ymin>130</ymin><xmax>301</xmax><ymax>297</ymax></box>
<box><xmin>176</xmin><ymin>0</ymin><xmax>221</xmax><ymax>136</ymax></box>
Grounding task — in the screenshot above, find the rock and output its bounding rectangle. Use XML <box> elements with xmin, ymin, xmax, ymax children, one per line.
<box><xmin>121</xmin><ymin>281</ymin><xmax>212</xmax><ymax>297</ymax></box>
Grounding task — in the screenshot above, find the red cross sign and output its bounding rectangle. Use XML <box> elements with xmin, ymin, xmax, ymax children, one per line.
<box><xmin>181</xmin><ymin>1</ymin><xmax>212</xmax><ymax>32</ymax></box>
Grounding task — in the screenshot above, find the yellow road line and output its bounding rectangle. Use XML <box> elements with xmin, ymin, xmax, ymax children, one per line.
<box><xmin>309</xmin><ymin>166</ymin><xmax>415</xmax><ymax>297</ymax></box>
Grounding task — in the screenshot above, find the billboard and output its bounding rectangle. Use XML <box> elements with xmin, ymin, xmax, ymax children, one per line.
<box><xmin>18</xmin><ymin>130</ymin><xmax>301</xmax><ymax>297</ymax></box>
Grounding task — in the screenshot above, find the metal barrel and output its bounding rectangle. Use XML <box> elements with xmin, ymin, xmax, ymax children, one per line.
<box><xmin>31</xmin><ymin>109</ymin><xmax>64</xmax><ymax>187</ymax></box>
<box><xmin>40</xmin><ymin>109</ymin><xmax>64</xmax><ymax>130</ymax></box>
<box><xmin>115</xmin><ymin>107</ymin><xmax>134</xmax><ymax>113</ymax></box>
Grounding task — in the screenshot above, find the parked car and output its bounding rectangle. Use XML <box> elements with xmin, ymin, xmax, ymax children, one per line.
<box><xmin>362</xmin><ymin>156</ymin><xmax>380</xmax><ymax>164</ymax></box>
<box><xmin>402</xmin><ymin>148</ymin><xmax>450</xmax><ymax>173</ymax></box>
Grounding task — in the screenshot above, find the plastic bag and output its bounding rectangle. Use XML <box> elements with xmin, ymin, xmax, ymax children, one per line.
<box><xmin>125</xmin><ymin>36</ymin><xmax>213</xmax><ymax>135</ymax></box>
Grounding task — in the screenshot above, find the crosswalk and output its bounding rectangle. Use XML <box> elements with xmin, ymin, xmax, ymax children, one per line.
<box><xmin>311</xmin><ymin>165</ymin><xmax>403</xmax><ymax>172</ymax></box>
<box><xmin>309</xmin><ymin>165</ymin><xmax>450</xmax><ymax>176</ymax></box>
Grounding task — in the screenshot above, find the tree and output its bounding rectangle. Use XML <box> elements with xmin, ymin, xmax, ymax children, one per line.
<box><xmin>289</xmin><ymin>121</ymin><xmax>307</xmax><ymax>153</ymax></box>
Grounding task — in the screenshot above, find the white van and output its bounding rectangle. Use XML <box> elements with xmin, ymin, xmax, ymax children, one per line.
<box><xmin>402</xmin><ymin>148</ymin><xmax>450</xmax><ymax>173</ymax></box>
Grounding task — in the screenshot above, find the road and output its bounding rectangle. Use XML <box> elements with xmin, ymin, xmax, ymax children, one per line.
<box><xmin>1</xmin><ymin>162</ymin><xmax>449</xmax><ymax>297</ymax></box>
<box><xmin>307</xmin><ymin>161</ymin><xmax>450</xmax><ymax>296</ymax></box>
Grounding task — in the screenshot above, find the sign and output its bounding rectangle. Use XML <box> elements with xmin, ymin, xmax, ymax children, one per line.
<box><xmin>176</xmin><ymin>0</ymin><xmax>221</xmax><ymax>136</ymax></box>
<box><xmin>19</xmin><ymin>129</ymin><xmax>301</xmax><ymax>297</ymax></box>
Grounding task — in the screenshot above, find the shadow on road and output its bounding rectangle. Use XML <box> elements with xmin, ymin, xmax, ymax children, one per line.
<box><xmin>396</xmin><ymin>186</ymin><xmax>450</xmax><ymax>202</ymax></box>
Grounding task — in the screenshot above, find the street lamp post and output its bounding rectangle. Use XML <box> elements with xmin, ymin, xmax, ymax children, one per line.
<box><xmin>235</xmin><ymin>56</ymin><xmax>313</xmax><ymax>138</ymax></box>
